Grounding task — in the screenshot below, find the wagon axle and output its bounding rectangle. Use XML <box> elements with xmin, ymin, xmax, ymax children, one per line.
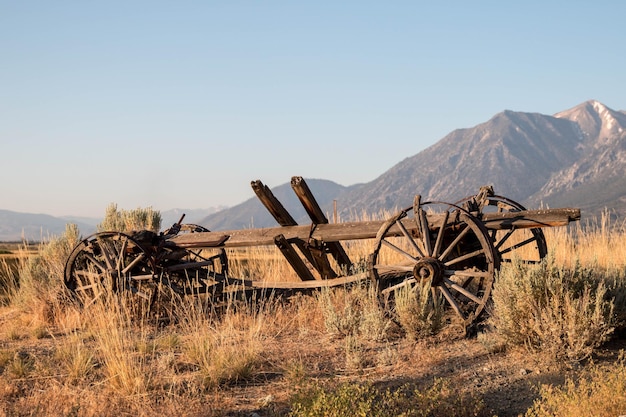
<box><xmin>414</xmin><ymin>257</ymin><xmax>444</xmax><ymax>285</ymax></box>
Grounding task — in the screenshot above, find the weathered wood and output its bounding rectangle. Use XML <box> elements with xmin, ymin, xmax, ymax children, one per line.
<box><xmin>480</xmin><ymin>208</ymin><xmax>581</xmax><ymax>230</ymax></box>
<box><xmin>228</xmin><ymin>272</ymin><xmax>369</xmax><ymax>289</ymax></box>
<box><xmin>252</xmin><ymin>179</ymin><xmax>336</xmax><ymax>279</ymax></box>
<box><xmin>274</xmin><ymin>234</ymin><xmax>317</xmax><ymax>281</ymax></box>
<box><xmin>290</xmin><ymin>176</ymin><xmax>329</xmax><ymax>223</ymax></box>
<box><xmin>170</xmin><ymin>208</ymin><xmax>581</xmax><ymax>249</ymax></box>
<box><xmin>290</xmin><ymin>176</ymin><xmax>353</xmax><ymax>271</ymax></box>
<box><xmin>250</xmin><ymin>180</ymin><xmax>297</xmax><ymax>225</ymax></box>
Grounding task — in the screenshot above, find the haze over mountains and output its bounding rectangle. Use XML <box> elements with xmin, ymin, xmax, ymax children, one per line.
<box><xmin>2</xmin><ymin>99</ymin><xmax>625</xmax><ymax>240</ymax></box>
<box><xmin>0</xmin><ymin>208</ymin><xmax>223</xmax><ymax>242</ymax></box>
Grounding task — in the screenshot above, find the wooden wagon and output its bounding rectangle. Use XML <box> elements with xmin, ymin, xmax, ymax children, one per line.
<box><xmin>64</xmin><ymin>177</ymin><xmax>580</xmax><ymax>329</ymax></box>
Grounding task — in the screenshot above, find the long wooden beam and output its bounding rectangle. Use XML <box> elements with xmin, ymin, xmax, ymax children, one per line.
<box><xmin>170</xmin><ymin>207</ymin><xmax>581</xmax><ymax>249</ymax></box>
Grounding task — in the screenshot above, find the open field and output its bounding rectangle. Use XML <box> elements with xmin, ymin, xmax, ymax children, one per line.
<box><xmin>1</xmin><ymin>213</ymin><xmax>626</xmax><ymax>416</ymax></box>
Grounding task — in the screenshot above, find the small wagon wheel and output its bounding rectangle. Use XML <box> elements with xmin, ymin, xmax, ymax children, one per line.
<box><xmin>369</xmin><ymin>197</ymin><xmax>498</xmax><ymax>327</ymax></box>
<box><xmin>64</xmin><ymin>232</ymin><xmax>157</xmax><ymax>313</ymax></box>
<box><xmin>459</xmin><ymin>190</ymin><xmax>548</xmax><ymax>264</ymax></box>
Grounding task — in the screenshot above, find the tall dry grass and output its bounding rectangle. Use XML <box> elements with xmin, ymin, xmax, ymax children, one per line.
<box><xmin>525</xmin><ymin>354</ymin><xmax>626</xmax><ymax>417</ymax></box>
<box><xmin>547</xmin><ymin>210</ymin><xmax>626</xmax><ymax>269</ymax></box>
<box><xmin>2</xmin><ymin>206</ymin><xmax>626</xmax><ymax>416</ymax></box>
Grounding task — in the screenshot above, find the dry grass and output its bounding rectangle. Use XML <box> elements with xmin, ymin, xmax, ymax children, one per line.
<box><xmin>1</xmin><ymin>208</ymin><xmax>626</xmax><ymax>416</ymax></box>
<box><xmin>525</xmin><ymin>354</ymin><xmax>626</xmax><ymax>417</ymax></box>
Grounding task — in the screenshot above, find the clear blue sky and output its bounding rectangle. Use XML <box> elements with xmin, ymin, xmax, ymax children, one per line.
<box><xmin>1</xmin><ymin>1</ymin><xmax>624</xmax><ymax>217</ymax></box>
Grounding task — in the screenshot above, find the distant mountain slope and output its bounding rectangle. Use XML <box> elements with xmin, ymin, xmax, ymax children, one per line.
<box><xmin>201</xmin><ymin>179</ymin><xmax>350</xmax><ymax>230</ymax></box>
<box><xmin>0</xmin><ymin>207</ymin><xmax>225</xmax><ymax>242</ymax></box>
<box><xmin>161</xmin><ymin>207</ymin><xmax>226</xmax><ymax>229</ymax></box>
<box><xmin>0</xmin><ymin>210</ymin><xmax>96</xmax><ymax>242</ymax></box>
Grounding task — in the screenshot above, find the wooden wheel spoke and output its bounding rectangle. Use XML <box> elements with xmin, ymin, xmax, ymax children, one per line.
<box><xmin>83</xmin><ymin>290</ymin><xmax>104</xmax><ymax>308</ymax></box>
<box><xmin>396</xmin><ymin>219</ymin><xmax>425</xmax><ymax>258</ymax></box>
<box><xmin>443</xmin><ymin>277</ymin><xmax>483</xmax><ymax>304</ymax></box>
<box><xmin>116</xmin><ymin>238</ymin><xmax>129</xmax><ymax>271</ymax></box>
<box><xmin>380</xmin><ymin>278</ymin><xmax>417</xmax><ymax>296</ymax></box>
<box><xmin>83</xmin><ymin>253</ymin><xmax>106</xmax><ymax>272</ymax></box>
<box><xmin>438</xmin><ymin>224</ymin><xmax>470</xmax><ymax>261</ymax></box>
<box><xmin>128</xmin><ymin>273</ymin><xmax>154</xmax><ymax>281</ymax></box>
<box><xmin>444</xmin><ymin>248</ymin><xmax>485</xmax><ymax>267</ymax></box>
<box><xmin>374</xmin><ymin>263</ymin><xmax>414</xmax><ymax>274</ymax></box>
<box><xmin>432</xmin><ymin>210</ymin><xmax>450</xmax><ymax>258</ymax></box>
<box><xmin>431</xmin><ymin>287</ymin><xmax>439</xmax><ymax>304</ymax></box>
<box><xmin>417</xmin><ymin>208</ymin><xmax>432</xmax><ymax>256</ymax></box>
<box><xmin>494</xmin><ymin>229</ymin><xmax>515</xmax><ymax>251</ymax></box>
<box><xmin>74</xmin><ymin>283</ymin><xmax>97</xmax><ymax>293</ymax></box>
<box><xmin>96</xmin><ymin>238</ymin><xmax>116</xmax><ymax>270</ymax></box>
<box><xmin>74</xmin><ymin>269</ymin><xmax>102</xmax><ymax>282</ymax></box>
<box><xmin>121</xmin><ymin>252</ymin><xmax>147</xmax><ymax>275</ymax></box>
<box><xmin>130</xmin><ymin>288</ymin><xmax>152</xmax><ymax>300</ymax></box>
<box><xmin>499</xmin><ymin>235</ymin><xmax>539</xmax><ymax>255</ymax></box>
<box><xmin>445</xmin><ymin>269</ymin><xmax>492</xmax><ymax>279</ymax></box>
<box><xmin>458</xmin><ymin>193</ymin><xmax>547</xmax><ymax>263</ymax></box>
<box><xmin>438</xmin><ymin>284</ymin><xmax>465</xmax><ymax>320</ymax></box>
<box><xmin>381</xmin><ymin>239</ymin><xmax>419</xmax><ymax>263</ymax></box>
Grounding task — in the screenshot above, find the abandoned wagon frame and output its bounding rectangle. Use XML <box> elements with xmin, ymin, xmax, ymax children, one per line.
<box><xmin>64</xmin><ymin>176</ymin><xmax>581</xmax><ymax>329</ymax></box>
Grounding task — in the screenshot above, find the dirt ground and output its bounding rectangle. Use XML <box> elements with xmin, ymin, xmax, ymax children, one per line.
<box><xmin>2</xmin><ymin>305</ymin><xmax>621</xmax><ymax>417</ymax></box>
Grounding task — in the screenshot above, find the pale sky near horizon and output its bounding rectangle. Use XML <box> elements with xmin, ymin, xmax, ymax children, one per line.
<box><xmin>1</xmin><ymin>1</ymin><xmax>625</xmax><ymax>218</ymax></box>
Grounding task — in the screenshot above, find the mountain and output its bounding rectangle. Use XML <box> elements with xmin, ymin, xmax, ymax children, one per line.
<box><xmin>201</xmin><ymin>99</ymin><xmax>626</xmax><ymax>230</ymax></box>
<box><xmin>0</xmin><ymin>210</ymin><xmax>97</xmax><ymax>242</ymax></box>
<box><xmin>335</xmin><ymin>110</ymin><xmax>584</xmax><ymax>219</ymax></box>
<box><xmin>528</xmin><ymin>101</ymin><xmax>626</xmax><ymax>215</ymax></box>
<box><xmin>161</xmin><ymin>207</ymin><xmax>227</xmax><ymax>230</ymax></box>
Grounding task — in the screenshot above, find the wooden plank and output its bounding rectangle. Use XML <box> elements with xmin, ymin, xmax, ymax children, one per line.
<box><xmin>170</xmin><ymin>208</ymin><xmax>581</xmax><ymax>248</ymax></box>
<box><xmin>227</xmin><ymin>272</ymin><xmax>368</xmax><ymax>289</ymax></box>
<box><xmin>274</xmin><ymin>234</ymin><xmax>316</xmax><ymax>281</ymax></box>
<box><xmin>480</xmin><ymin>208</ymin><xmax>581</xmax><ymax>230</ymax></box>
<box><xmin>251</xmin><ymin>180</ymin><xmax>296</xmax><ymax>226</ymax></box>
<box><xmin>291</xmin><ymin>176</ymin><xmax>353</xmax><ymax>271</ymax></box>
<box><xmin>290</xmin><ymin>176</ymin><xmax>328</xmax><ymax>222</ymax></box>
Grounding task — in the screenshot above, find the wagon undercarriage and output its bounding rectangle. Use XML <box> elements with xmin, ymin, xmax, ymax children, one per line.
<box><xmin>64</xmin><ymin>177</ymin><xmax>580</xmax><ymax>330</ymax></box>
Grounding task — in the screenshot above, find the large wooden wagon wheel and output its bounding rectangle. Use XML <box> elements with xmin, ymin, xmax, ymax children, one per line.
<box><xmin>369</xmin><ymin>197</ymin><xmax>498</xmax><ymax>328</ymax></box>
<box><xmin>64</xmin><ymin>232</ymin><xmax>157</xmax><ymax>313</ymax></box>
<box><xmin>459</xmin><ymin>188</ymin><xmax>548</xmax><ymax>264</ymax></box>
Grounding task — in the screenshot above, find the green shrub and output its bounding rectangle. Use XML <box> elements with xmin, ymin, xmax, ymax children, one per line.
<box><xmin>290</xmin><ymin>379</ymin><xmax>484</xmax><ymax>417</ymax></box>
<box><xmin>98</xmin><ymin>203</ymin><xmax>161</xmax><ymax>233</ymax></box>
<box><xmin>490</xmin><ymin>256</ymin><xmax>615</xmax><ymax>362</ymax></box>
<box><xmin>318</xmin><ymin>283</ymin><xmax>391</xmax><ymax>342</ymax></box>
<box><xmin>394</xmin><ymin>280</ymin><xmax>444</xmax><ymax>340</ymax></box>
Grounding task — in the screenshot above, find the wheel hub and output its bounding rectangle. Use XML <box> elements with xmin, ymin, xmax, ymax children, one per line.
<box><xmin>413</xmin><ymin>257</ymin><xmax>444</xmax><ymax>286</ymax></box>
